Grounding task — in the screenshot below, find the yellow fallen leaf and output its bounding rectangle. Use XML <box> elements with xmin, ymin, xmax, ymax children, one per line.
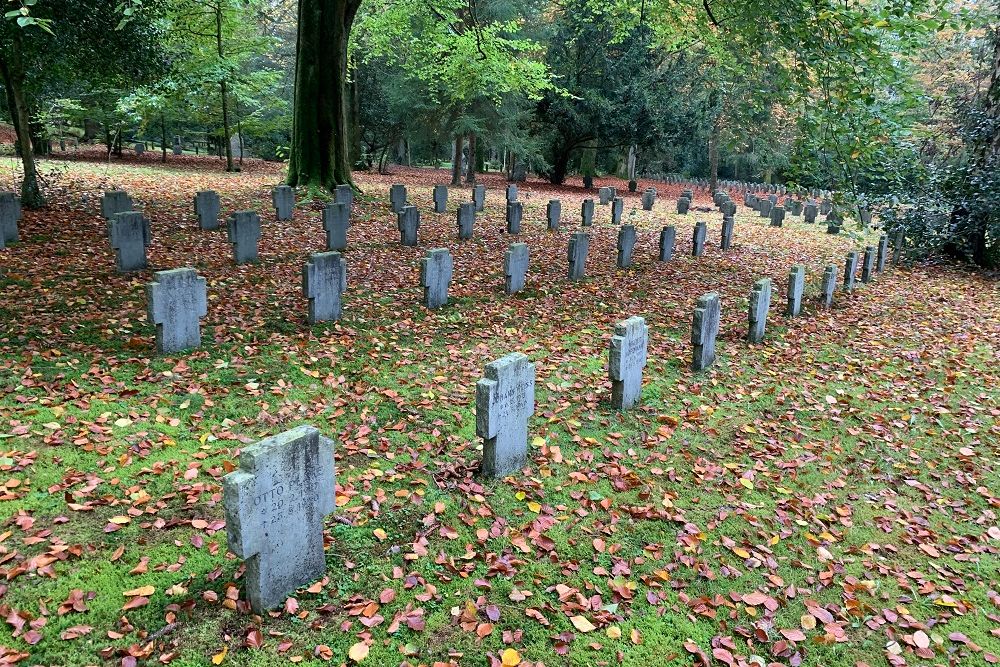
<box><xmin>531</xmin><ymin>436</ymin><xmax>545</xmax><ymax>447</ymax></box>
<box><xmin>570</xmin><ymin>615</ymin><xmax>596</xmax><ymax>633</ymax></box>
<box><xmin>739</xmin><ymin>478</ymin><xmax>754</xmax><ymax>490</ymax></box>
<box><xmin>373</xmin><ymin>528</ymin><xmax>387</xmax><ymax>541</ymax></box>
<box><xmin>527</xmin><ymin>501</ymin><xmax>541</xmax><ymax>513</ymax></box>
<box><xmin>109</xmin><ymin>515</ymin><xmax>131</xmax><ymax>525</ymax></box>
<box><xmin>123</xmin><ymin>585</ymin><xmax>155</xmax><ymax>597</ymax></box>
<box><xmin>348</xmin><ymin>642</ymin><xmax>369</xmax><ymax>663</ymax></box>
<box><xmin>801</xmin><ymin>614</ymin><xmax>816</xmax><ymax>630</ymax></box>
<box><xmin>732</xmin><ymin>547</ymin><xmax>751</xmax><ymax>559</ymax></box>
<box><xmin>501</xmin><ymin>648</ymin><xmax>521</xmax><ymax>666</ymax></box>
<box><xmin>606</xmin><ymin>626</ymin><xmax>622</xmax><ymax>639</ymax></box>
<box><xmin>211</xmin><ymin>646</ymin><xmax>227</xmax><ymax>664</ymax></box>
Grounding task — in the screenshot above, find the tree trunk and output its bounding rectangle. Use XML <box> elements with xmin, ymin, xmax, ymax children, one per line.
<box><xmin>160</xmin><ymin>113</ymin><xmax>167</xmax><ymax>162</ymax></box>
<box><xmin>0</xmin><ymin>39</ymin><xmax>44</xmax><ymax>208</ymax></box>
<box><xmin>708</xmin><ymin>115</ymin><xmax>720</xmax><ymax>193</ymax></box>
<box><xmin>349</xmin><ymin>70</ymin><xmax>362</xmax><ymax>166</ymax></box>
<box><xmin>451</xmin><ymin>135</ymin><xmax>463</xmax><ymax>185</ymax></box>
<box><xmin>288</xmin><ymin>0</ymin><xmax>361</xmax><ymax>190</ymax></box>
<box><xmin>549</xmin><ymin>148</ymin><xmax>569</xmax><ymax>185</ymax></box>
<box><xmin>465</xmin><ymin>132</ymin><xmax>477</xmax><ymax>183</ymax></box>
<box><xmin>216</xmin><ymin>3</ymin><xmax>235</xmax><ymax>172</ymax></box>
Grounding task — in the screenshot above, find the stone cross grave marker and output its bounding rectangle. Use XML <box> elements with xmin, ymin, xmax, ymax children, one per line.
<box><xmin>194</xmin><ymin>190</ymin><xmax>221</xmax><ymax>231</ymax></box>
<box><xmin>804</xmin><ymin>202</ymin><xmax>818</xmax><ymax>224</ymax></box>
<box><xmin>433</xmin><ymin>185</ymin><xmax>448</xmax><ymax>213</ymax></box>
<box><xmin>659</xmin><ymin>226</ymin><xmax>676</xmax><ymax>261</ymax></box>
<box><xmin>108</xmin><ymin>212</ymin><xmax>151</xmax><ymax>272</ymax></box>
<box><xmin>390</xmin><ymin>184</ymin><xmax>407</xmax><ymax>213</ymax></box>
<box><xmin>335</xmin><ymin>184</ymin><xmax>353</xmax><ymax>211</ymax></box>
<box><xmin>567</xmin><ymin>232</ymin><xmax>589</xmax><ymax>281</ymax></box>
<box><xmin>272</xmin><ymin>185</ymin><xmax>295</xmax><ymax>221</ymax></box>
<box><xmin>617</xmin><ymin>224</ymin><xmax>636</xmax><ymax>268</ymax></box>
<box><xmin>692</xmin><ymin>221</ymin><xmax>707</xmax><ymax>256</ymax></box>
<box><xmin>691</xmin><ymin>292</ymin><xmax>721</xmax><ymax>371</ymax></box>
<box><xmin>457</xmin><ymin>202</ymin><xmax>475</xmax><ymax>240</ymax></box>
<box><xmin>787</xmin><ymin>265</ymin><xmax>805</xmax><ymax>316</ymax></box>
<box><xmin>476</xmin><ymin>353</ymin><xmax>535</xmax><ymax>478</ymax></box>
<box><xmin>599</xmin><ymin>187</ymin><xmax>612</xmax><ymax>205</ymax></box>
<box><xmin>609</xmin><ymin>316</ymin><xmax>648</xmax><ymax>410</ymax></box>
<box><xmin>398</xmin><ymin>206</ymin><xmax>420</xmax><ymax>246</ymax></box>
<box><xmin>303</xmin><ymin>252</ymin><xmax>347</xmax><ymax>324</ymax></box>
<box><xmin>101</xmin><ymin>190</ymin><xmax>133</xmax><ymax>221</ymax></box>
<box><xmin>770</xmin><ymin>206</ymin><xmax>786</xmax><ymax>227</ymax></box>
<box><xmin>876</xmin><ymin>234</ymin><xmax>889</xmax><ymax>273</ymax></box>
<box><xmin>322</xmin><ymin>202</ymin><xmax>350</xmax><ymax>251</ymax></box>
<box><xmin>861</xmin><ymin>246</ymin><xmax>876</xmax><ymax>283</ymax></box>
<box><xmin>506</xmin><ymin>202</ymin><xmax>523</xmax><ymax>234</ymax></box>
<box><xmin>227</xmin><ymin>211</ymin><xmax>261</xmax><ymax>264</ymax></box>
<box><xmin>748</xmin><ymin>278</ymin><xmax>771</xmax><ymax>343</ymax></box>
<box><xmin>504</xmin><ymin>243</ymin><xmax>529</xmax><ymax>295</ymax></box>
<box><xmin>420</xmin><ymin>248</ymin><xmax>453</xmax><ymax>309</ymax></box>
<box><xmin>223</xmin><ymin>425</ymin><xmax>335</xmax><ymax>613</ymax></box>
<box><xmin>147</xmin><ymin>268</ymin><xmax>207</xmax><ymax>354</ymax></box>
<box><xmin>821</xmin><ymin>264</ymin><xmax>837</xmax><ymax>308</ymax></box>
<box><xmin>843</xmin><ymin>251</ymin><xmax>859</xmax><ymax>292</ymax></box>
<box><xmin>581</xmin><ymin>199</ymin><xmax>595</xmax><ymax>226</ymax></box>
<box><xmin>547</xmin><ymin>200</ymin><xmax>561</xmax><ymax>231</ymax></box>
<box><xmin>677</xmin><ymin>197</ymin><xmax>690</xmax><ymax>215</ymax></box>
<box><xmin>642</xmin><ymin>189</ymin><xmax>656</xmax><ymax>211</ymax></box>
<box><xmin>611</xmin><ymin>197</ymin><xmax>624</xmax><ymax>225</ymax></box>
<box><xmin>473</xmin><ymin>184</ymin><xmax>486</xmax><ymax>212</ymax></box>
<box><xmin>506</xmin><ymin>184</ymin><xmax>518</xmax><ymax>203</ymax></box>
<box><xmin>0</xmin><ymin>192</ymin><xmax>21</xmax><ymax>249</ymax></box>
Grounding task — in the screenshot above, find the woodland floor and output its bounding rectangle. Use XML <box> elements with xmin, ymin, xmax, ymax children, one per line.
<box><xmin>0</xmin><ymin>149</ymin><xmax>998</xmax><ymax>667</ymax></box>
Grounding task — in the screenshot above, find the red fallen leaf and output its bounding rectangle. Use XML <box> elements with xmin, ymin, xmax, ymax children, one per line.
<box><xmin>22</xmin><ymin>630</ymin><xmax>42</xmax><ymax>645</ymax></box>
<box><xmin>741</xmin><ymin>591</ymin><xmax>769</xmax><ymax>606</ymax></box>
<box><xmin>122</xmin><ymin>596</ymin><xmax>149</xmax><ymax>611</ymax></box>
<box><xmin>476</xmin><ymin>622</ymin><xmax>493</xmax><ymax>638</ymax></box>
<box><xmin>314</xmin><ymin>644</ymin><xmax>333</xmax><ymax>661</ymax></box>
<box><xmin>284</xmin><ymin>597</ymin><xmax>299</xmax><ymax>615</ymax></box>
<box><xmin>948</xmin><ymin>632</ymin><xmax>970</xmax><ymax>644</ymax></box>
<box><xmin>60</xmin><ymin>625</ymin><xmax>93</xmax><ymax>640</ymax></box>
<box><xmin>245</xmin><ymin>628</ymin><xmax>264</xmax><ymax>648</ymax></box>
<box><xmin>684</xmin><ymin>641</ymin><xmax>710</xmax><ymax>667</ymax></box>
<box><xmin>780</xmin><ymin>628</ymin><xmax>807</xmax><ymax>642</ymax></box>
<box><xmin>58</xmin><ymin>589</ymin><xmax>89</xmax><ymax>615</ymax></box>
<box><xmin>379</xmin><ymin>588</ymin><xmax>395</xmax><ymax>604</ymax></box>
<box><xmin>985</xmin><ymin>653</ymin><xmax>998</xmax><ymax>664</ymax></box>
<box><xmin>712</xmin><ymin>647</ymin><xmax>735</xmax><ymax>665</ymax></box>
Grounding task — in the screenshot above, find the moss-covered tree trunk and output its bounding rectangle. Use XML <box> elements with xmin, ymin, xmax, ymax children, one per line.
<box><xmin>0</xmin><ymin>34</ymin><xmax>44</xmax><ymax>208</ymax></box>
<box><xmin>288</xmin><ymin>0</ymin><xmax>361</xmax><ymax>190</ymax></box>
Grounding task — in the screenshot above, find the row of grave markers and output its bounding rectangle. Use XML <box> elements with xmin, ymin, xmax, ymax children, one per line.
<box><xmin>220</xmin><ymin>241</ymin><xmax>892</xmax><ymax>612</ymax></box>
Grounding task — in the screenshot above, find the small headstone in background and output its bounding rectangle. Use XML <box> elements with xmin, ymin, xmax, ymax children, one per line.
<box><xmin>611</xmin><ymin>196</ymin><xmax>624</xmax><ymax>224</ymax></box>
<box><xmin>843</xmin><ymin>251</ymin><xmax>859</xmax><ymax>292</ymax></box>
<box><xmin>222</xmin><ymin>425</ymin><xmax>336</xmax><ymax>613</ymax></box>
<box><xmin>134</xmin><ymin>143</ymin><xmax>145</xmax><ymax>155</ymax></box>
<box><xmin>861</xmin><ymin>246</ymin><xmax>876</xmax><ymax>283</ymax></box>
<box><xmin>790</xmin><ymin>200</ymin><xmax>803</xmax><ymax>216</ymax></box>
<box><xmin>506</xmin><ymin>184</ymin><xmax>518</xmax><ymax>203</ymax></box>
<box><xmin>476</xmin><ymin>353</ymin><xmax>535</xmax><ymax>478</ymax></box>
<box><xmin>0</xmin><ymin>192</ymin><xmax>21</xmax><ymax>249</ymax></box>
<box><xmin>390</xmin><ymin>184</ymin><xmax>407</xmax><ymax>213</ymax></box>
<box><xmin>303</xmin><ymin>251</ymin><xmax>347</xmax><ymax>324</ymax></box>
<box><xmin>659</xmin><ymin>226</ymin><xmax>676</xmax><ymax>261</ymax></box>
<box><xmin>617</xmin><ymin>224</ymin><xmax>636</xmax><ymax>268</ymax></box>
<box><xmin>101</xmin><ymin>190</ymin><xmax>133</xmax><ymax>221</ymax></box>
<box><xmin>335</xmin><ymin>184</ymin><xmax>353</xmax><ymax>210</ymax></box>
<box><xmin>628</xmin><ymin>180</ymin><xmax>638</xmax><ymax>193</ymax></box>
<box><xmin>194</xmin><ymin>190</ymin><xmax>221</xmax><ymax>231</ymax></box>
<box><xmin>787</xmin><ymin>265</ymin><xmax>805</xmax><ymax>316</ymax></box>
<box><xmin>108</xmin><ymin>212</ymin><xmax>151</xmax><ymax>272</ymax></box>
<box><xmin>641</xmin><ymin>189</ymin><xmax>656</xmax><ymax>211</ymax></box>
<box><xmin>506</xmin><ymin>201</ymin><xmax>523</xmax><ymax>234</ymax></box>
<box><xmin>721</xmin><ymin>216</ymin><xmax>735</xmax><ymax>250</ymax></box>
<box><xmin>677</xmin><ymin>197</ymin><xmax>690</xmax><ymax>215</ymax></box>
<box><xmin>876</xmin><ymin>234</ymin><xmax>889</xmax><ymax>273</ymax></box>
<box><xmin>748</xmin><ymin>278</ymin><xmax>771</xmax><ymax>344</ymax></box>
<box><xmin>599</xmin><ymin>187</ymin><xmax>613</xmax><ymax>205</ymax></box>
<box><xmin>826</xmin><ymin>208</ymin><xmax>842</xmax><ymax>234</ymax></box>
<box><xmin>804</xmin><ymin>202</ymin><xmax>818</xmax><ymax>223</ymax></box>
<box><xmin>398</xmin><ymin>206</ymin><xmax>420</xmax><ymax>246</ymax></box>
<box><xmin>770</xmin><ymin>206</ymin><xmax>786</xmax><ymax>227</ymax></box>
<box><xmin>820</xmin><ymin>199</ymin><xmax>833</xmax><ymax>216</ymax></box>
<box><xmin>473</xmin><ymin>184</ymin><xmax>486</xmax><ymax>212</ymax></box>
<box><xmin>768</xmin><ymin>194</ymin><xmax>778</xmax><ymax>205</ymax></box>
<box><xmin>581</xmin><ymin>199</ymin><xmax>595</xmax><ymax>226</ymax></box>
<box><xmin>609</xmin><ymin>316</ymin><xmax>649</xmax><ymax>410</ymax></box>
<box><xmin>227</xmin><ymin>211</ymin><xmax>261</xmax><ymax>264</ymax></box>
<box><xmin>567</xmin><ymin>232</ymin><xmax>589</xmax><ymax>281</ymax></box>
<box><xmin>683</xmin><ymin>189</ymin><xmax>693</xmax><ymax>201</ymax></box>
<box><xmin>420</xmin><ymin>248</ymin><xmax>453</xmax><ymax>309</ymax></box>
<box><xmin>821</xmin><ymin>264</ymin><xmax>837</xmax><ymax>308</ymax></box>
<box><xmin>457</xmin><ymin>202</ymin><xmax>475</xmax><ymax>240</ymax></box>
<box><xmin>272</xmin><ymin>185</ymin><xmax>295</xmax><ymax>221</ymax></box>
<box><xmin>322</xmin><ymin>202</ymin><xmax>350</xmax><ymax>251</ymax></box>
<box><xmin>547</xmin><ymin>199</ymin><xmax>561</xmax><ymax>231</ymax></box>
<box><xmin>692</xmin><ymin>221</ymin><xmax>707</xmax><ymax>256</ymax></box>
<box><xmin>147</xmin><ymin>267</ymin><xmax>208</xmax><ymax>354</ymax></box>
<box><xmin>759</xmin><ymin>199</ymin><xmax>773</xmax><ymax>218</ymax></box>
<box><xmin>691</xmin><ymin>292</ymin><xmax>721</xmax><ymax>371</ymax></box>
<box><xmin>504</xmin><ymin>242</ymin><xmax>529</xmax><ymax>295</ymax></box>
<box><xmin>433</xmin><ymin>185</ymin><xmax>448</xmax><ymax>213</ymax></box>
<box><xmin>892</xmin><ymin>230</ymin><xmax>904</xmax><ymax>265</ymax></box>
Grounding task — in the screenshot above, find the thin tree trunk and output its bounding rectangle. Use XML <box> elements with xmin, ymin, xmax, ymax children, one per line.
<box><xmin>465</xmin><ymin>131</ymin><xmax>477</xmax><ymax>183</ymax></box>
<box><xmin>160</xmin><ymin>113</ymin><xmax>167</xmax><ymax>162</ymax></box>
<box><xmin>0</xmin><ymin>40</ymin><xmax>44</xmax><ymax>208</ymax></box>
<box><xmin>288</xmin><ymin>0</ymin><xmax>360</xmax><ymax>189</ymax></box>
<box><xmin>708</xmin><ymin>115</ymin><xmax>720</xmax><ymax>192</ymax></box>
<box><xmin>451</xmin><ymin>135</ymin><xmax>463</xmax><ymax>185</ymax></box>
<box><xmin>216</xmin><ymin>1</ymin><xmax>235</xmax><ymax>172</ymax></box>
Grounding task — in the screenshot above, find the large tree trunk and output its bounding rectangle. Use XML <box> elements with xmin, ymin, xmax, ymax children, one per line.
<box><xmin>288</xmin><ymin>0</ymin><xmax>361</xmax><ymax>190</ymax></box>
<box><xmin>970</xmin><ymin>19</ymin><xmax>1000</xmax><ymax>266</ymax></box>
<box><xmin>0</xmin><ymin>37</ymin><xmax>44</xmax><ymax>208</ymax></box>
<box><xmin>465</xmin><ymin>132</ymin><xmax>477</xmax><ymax>183</ymax></box>
<box><xmin>548</xmin><ymin>147</ymin><xmax>570</xmax><ymax>185</ymax></box>
<box><xmin>451</xmin><ymin>136</ymin><xmax>463</xmax><ymax>185</ymax></box>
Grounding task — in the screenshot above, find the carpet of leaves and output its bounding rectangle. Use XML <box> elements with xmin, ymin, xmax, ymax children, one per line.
<box><xmin>0</xmin><ymin>150</ymin><xmax>998</xmax><ymax>667</ymax></box>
